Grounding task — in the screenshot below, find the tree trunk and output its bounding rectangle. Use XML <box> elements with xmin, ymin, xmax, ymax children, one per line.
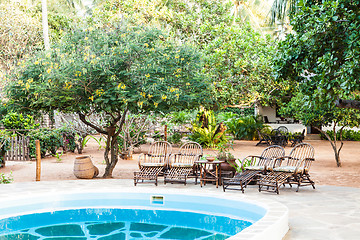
<box><xmin>41</xmin><ymin>0</ymin><xmax>50</xmax><ymax>50</ymax></box>
<box><xmin>103</xmin><ymin>135</ymin><xmax>119</xmax><ymax>178</ymax></box>
<box><xmin>314</xmin><ymin>126</ymin><xmax>343</xmax><ymax>167</ymax></box>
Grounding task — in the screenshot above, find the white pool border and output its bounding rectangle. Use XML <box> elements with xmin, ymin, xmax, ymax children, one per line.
<box><xmin>0</xmin><ymin>180</ymin><xmax>288</xmax><ymax>240</ymax></box>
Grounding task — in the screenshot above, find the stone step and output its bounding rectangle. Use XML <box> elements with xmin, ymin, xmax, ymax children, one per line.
<box><xmin>305</xmin><ymin>134</ymin><xmax>321</xmax><ymax>140</ymax></box>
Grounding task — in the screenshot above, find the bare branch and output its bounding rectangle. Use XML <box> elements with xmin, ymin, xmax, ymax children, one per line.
<box><xmin>78</xmin><ymin>112</ymin><xmax>107</xmax><ymax>134</ymax></box>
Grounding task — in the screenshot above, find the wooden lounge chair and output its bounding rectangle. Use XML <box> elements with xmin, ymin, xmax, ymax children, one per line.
<box><xmin>164</xmin><ymin>141</ymin><xmax>203</xmax><ymax>185</ymax></box>
<box><xmin>222</xmin><ymin>145</ymin><xmax>285</xmax><ymax>193</ymax></box>
<box><xmin>134</xmin><ymin>141</ymin><xmax>172</xmax><ymax>186</ymax></box>
<box><xmin>258</xmin><ymin>143</ymin><xmax>315</xmax><ymax>194</ymax></box>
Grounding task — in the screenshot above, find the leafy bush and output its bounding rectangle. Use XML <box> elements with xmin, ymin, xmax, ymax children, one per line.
<box><xmin>167</xmin><ymin>132</ymin><xmax>183</xmax><ymax>145</ymax></box>
<box><xmin>57</xmin><ymin>127</ymin><xmax>77</xmax><ymax>152</ymax></box>
<box><xmin>0</xmin><ymin>172</ymin><xmax>13</xmax><ymax>184</ymax></box>
<box><xmin>28</xmin><ymin>129</ymin><xmax>63</xmax><ymax>158</ymax></box>
<box><xmin>216</xmin><ymin>112</ymin><xmax>239</xmax><ymax>124</ymax></box>
<box><xmin>1</xmin><ymin>111</ymin><xmax>39</xmax><ymax>130</ymax></box>
<box><xmin>0</xmin><ymin>130</ymin><xmax>11</xmax><ymax>168</ymax></box>
<box><xmin>189</xmin><ymin>109</ymin><xmax>229</xmax><ymax>148</ymax></box>
<box><xmin>167</xmin><ymin>110</ymin><xmax>196</xmax><ymax>125</ymax></box>
<box><xmin>320</xmin><ymin>130</ymin><xmax>360</xmax><ymax>141</ymax></box>
<box><xmin>225</xmin><ymin>115</ymin><xmax>268</xmax><ymax>140</ymax></box>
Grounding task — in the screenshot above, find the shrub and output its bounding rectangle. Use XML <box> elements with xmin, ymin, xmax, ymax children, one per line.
<box><xmin>1</xmin><ymin>111</ymin><xmax>39</xmax><ymax>131</ymax></box>
<box><xmin>0</xmin><ymin>172</ymin><xmax>13</xmax><ymax>184</ymax></box>
<box><xmin>320</xmin><ymin>130</ymin><xmax>360</xmax><ymax>141</ymax></box>
<box><xmin>225</xmin><ymin>115</ymin><xmax>268</xmax><ymax>140</ymax></box>
<box><xmin>57</xmin><ymin>127</ymin><xmax>77</xmax><ymax>152</ymax></box>
<box><xmin>28</xmin><ymin>129</ymin><xmax>63</xmax><ymax>158</ymax></box>
<box><xmin>0</xmin><ymin>130</ymin><xmax>11</xmax><ymax>168</ymax></box>
<box><xmin>189</xmin><ymin>109</ymin><xmax>229</xmax><ymax>148</ymax></box>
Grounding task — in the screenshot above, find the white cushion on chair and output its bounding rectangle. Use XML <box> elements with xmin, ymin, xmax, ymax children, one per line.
<box><xmin>244</xmin><ymin>166</ymin><xmax>265</xmax><ymax>171</ymax></box>
<box><xmin>141</xmin><ymin>163</ymin><xmax>164</xmax><ymax>167</ymax></box>
<box><xmin>172</xmin><ymin>163</ymin><xmax>193</xmax><ymax>168</ymax></box>
<box><xmin>274</xmin><ymin>166</ymin><xmax>303</xmax><ymax>173</ymax></box>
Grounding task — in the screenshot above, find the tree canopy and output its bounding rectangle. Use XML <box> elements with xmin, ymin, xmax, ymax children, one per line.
<box><xmin>6</xmin><ymin>25</ymin><xmax>212</xmax><ymax>176</ymax></box>
<box><xmin>273</xmin><ymin>0</ymin><xmax>360</xmax><ymax>166</ymax></box>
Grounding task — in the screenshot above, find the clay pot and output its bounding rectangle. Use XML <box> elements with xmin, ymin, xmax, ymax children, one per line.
<box><xmin>220</xmin><ymin>159</ymin><xmax>236</xmax><ymax>172</ymax></box>
<box><xmin>73</xmin><ymin>156</ymin><xmax>96</xmax><ymax>179</ymax></box>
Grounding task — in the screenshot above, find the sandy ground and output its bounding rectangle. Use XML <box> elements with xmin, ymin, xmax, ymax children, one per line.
<box><xmin>1</xmin><ymin>138</ymin><xmax>360</xmax><ymax>188</ymax></box>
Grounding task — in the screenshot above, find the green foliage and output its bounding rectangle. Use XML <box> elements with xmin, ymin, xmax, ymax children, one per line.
<box><xmin>87</xmin><ymin>135</ymin><xmax>106</xmax><ymax>150</ymax></box>
<box><xmin>218</xmin><ymin>107</ymin><xmax>255</xmax><ymax>117</ymax></box>
<box><xmin>321</xmin><ymin>130</ymin><xmax>360</xmax><ymax>142</ymax></box>
<box><xmin>28</xmin><ymin>129</ymin><xmax>64</xmax><ymax>158</ymax></box>
<box><xmin>0</xmin><ymin>172</ymin><xmax>13</xmax><ymax>184</ymax></box>
<box><xmin>57</xmin><ymin>127</ymin><xmax>77</xmax><ymax>152</ymax></box>
<box><xmin>225</xmin><ymin>115</ymin><xmax>268</xmax><ymax>140</ymax></box>
<box><xmin>0</xmin><ymin>1</ymin><xmax>42</xmax><ymax>73</ymax></box>
<box><xmin>203</xmin><ymin>23</ymin><xmax>276</xmax><ymax>107</ymax></box>
<box><xmin>189</xmin><ymin>109</ymin><xmax>229</xmax><ymax>148</ymax></box>
<box><xmin>1</xmin><ymin>112</ymin><xmax>39</xmax><ymax>130</ymax></box>
<box><xmin>53</xmin><ymin>151</ymin><xmax>64</xmax><ymax>162</ymax></box>
<box><xmin>167</xmin><ymin>110</ymin><xmax>196</xmax><ymax>125</ymax></box>
<box><xmin>0</xmin><ymin>130</ymin><xmax>11</xmax><ymax>168</ymax></box>
<box><xmin>91</xmin><ymin>0</ymin><xmax>276</xmax><ymax>108</ymax></box>
<box><xmin>167</xmin><ymin>132</ymin><xmax>182</xmax><ymax>144</ymax></box>
<box><xmin>7</xmin><ymin>25</ymin><xmax>211</xmax><ymax>115</ymax></box>
<box><xmin>273</xmin><ymin>0</ymin><xmax>360</xmax><ymax>166</ymax></box>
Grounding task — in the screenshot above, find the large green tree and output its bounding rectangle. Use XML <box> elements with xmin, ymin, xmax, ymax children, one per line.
<box><xmin>274</xmin><ymin>0</ymin><xmax>360</xmax><ymax>167</ymax></box>
<box><xmin>6</xmin><ymin>25</ymin><xmax>212</xmax><ymax>177</ymax></box>
<box><xmin>90</xmin><ymin>0</ymin><xmax>277</xmax><ymax>108</ymax></box>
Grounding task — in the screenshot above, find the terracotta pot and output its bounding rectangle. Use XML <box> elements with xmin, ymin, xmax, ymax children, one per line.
<box><xmin>220</xmin><ymin>159</ymin><xmax>236</xmax><ymax>172</ymax></box>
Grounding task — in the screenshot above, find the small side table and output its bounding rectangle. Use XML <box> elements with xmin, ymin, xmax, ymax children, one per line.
<box><xmin>195</xmin><ymin>160</ymin><xmax>224</xmax><ymax>188</ymax></box>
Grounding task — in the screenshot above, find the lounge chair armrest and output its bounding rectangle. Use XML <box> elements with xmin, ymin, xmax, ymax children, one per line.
<box><xmin>241</xmin><ymin>155</ymin><xmax>262</xmax><ymax>169</ymax></box>
<box><xmin>138</xmin><ymin>153</ymin><xmax>145</xmax><ymax>166</ymax></box>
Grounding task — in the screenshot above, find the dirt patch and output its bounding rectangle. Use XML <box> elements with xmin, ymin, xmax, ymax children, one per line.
<box><xmin>1</xmin><ymin>138</ymin><xmax>360</xmax><ymax>188</ymax></box>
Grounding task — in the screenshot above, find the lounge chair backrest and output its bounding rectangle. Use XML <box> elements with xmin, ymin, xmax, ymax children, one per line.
<box><xmin>286</xmin><ymin>143</ymin><xmax>314</xmax><ymax>167</ymax></box>
<box><xmin>261</xmin><ymin>145</ymin><xmax>285</xmax><ymax>160</ymax></box>
<box><xmin>145</xmin><ymin>141</ymin><xmax>172</xmax><ymax>164</ymax></box>
<box><xmin>290</xmin><ymin>143</ymin><xmax>314</xmax><ymax>159</ymax></box>
<box><xmin>259</xmin><ymin>145</ymin><xmax>285</xmax><ymax>168</ymax></box>
<box><xmin>174</xmin><ymin>141</ymin><xmax>203</xmax><ymax>165</ymax></box>
<box><xmin>247</xmin><ymin>145</ymin><xmax>285</xmax><ymax>167</ymax></box>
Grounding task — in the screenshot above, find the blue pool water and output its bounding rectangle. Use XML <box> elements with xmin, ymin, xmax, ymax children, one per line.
<box><xmin>0</xmin><ymin>208</ymin><xmax>252</xmax><ymax>239</ymax></box>
<box><xmin>0</xmin><ymin>192</ymin><xmax>267</xmax><ymax>240</ymax></box>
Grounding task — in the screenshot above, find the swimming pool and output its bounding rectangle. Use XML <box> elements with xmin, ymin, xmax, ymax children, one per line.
<box><xmin>0</xmin><ymin>180</ymin><xmax>288</xmax><ymax>240</ymax></box>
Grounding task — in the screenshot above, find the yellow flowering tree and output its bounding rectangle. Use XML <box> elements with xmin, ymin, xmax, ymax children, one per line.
<box><xmin>6</xmin><ymin>26</ymin><xmax>212</xmax><ymax>177</ymax></box>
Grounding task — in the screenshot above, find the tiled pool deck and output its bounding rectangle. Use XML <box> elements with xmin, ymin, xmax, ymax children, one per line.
<box><xmin>0</xmin><ymin>179</ymin><xmax>359</xmax><ymax>240</ymax></box>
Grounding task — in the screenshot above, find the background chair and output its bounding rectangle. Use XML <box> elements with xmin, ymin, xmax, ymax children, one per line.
<box><xmin>134</xmin><ymin>141</ymin><xmax>172</xmax><ymax>186</ymax></box>
<box><xmin>256</xmin><ymin>129</ymin><xmax>272</xmax><ymax>146</ymax></box>
<box><xmin>222</xmin><ymin>145</ymin><xmax>285</xmax><ymax>193</ymax></box>
<box><xmin>164</xmin><ymin>141</ymin><xmax>203</xmax><ymax>185</ymax></box>
<box><xmin>289</xmin><ymin>129</ymin><xmax>306</xmax><ymax>147</ymax></box>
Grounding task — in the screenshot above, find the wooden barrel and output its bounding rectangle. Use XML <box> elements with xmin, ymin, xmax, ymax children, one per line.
<box><xmin>73</xmin><ymin>156</ymin><xmax>96</xmax><ymax>179</ymax></box>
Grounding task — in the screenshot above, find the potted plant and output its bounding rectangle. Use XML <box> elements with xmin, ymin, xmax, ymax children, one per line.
<box><xmin>215</xmin><ymin>143</ymin><xmax>236</xmax><ymax>173</ymax></box>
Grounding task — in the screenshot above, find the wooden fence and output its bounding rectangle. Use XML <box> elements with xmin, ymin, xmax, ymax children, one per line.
<box><xmin>5</xmin><ymin>135</ymin><xmax>30</xmax><ymax>161</ymax></box>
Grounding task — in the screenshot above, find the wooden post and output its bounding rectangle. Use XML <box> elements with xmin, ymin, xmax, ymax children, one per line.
<box><xmin>35</xmin><ymin>140</ymin><xmax>41</xmax><ymax>181</ymax></box>
<box><xmin>164</xmin><ymin>125</ymin><xmax>167</xmax><ymax>141</ymax></box>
